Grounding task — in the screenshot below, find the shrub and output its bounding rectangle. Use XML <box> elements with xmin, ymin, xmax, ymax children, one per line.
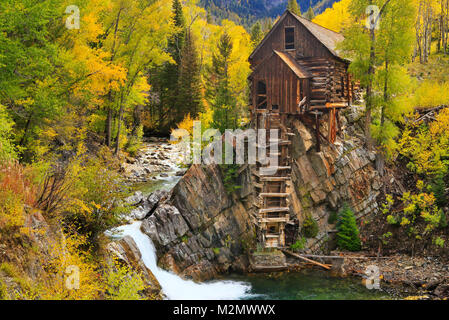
<box><xmin>328</xmin><ymin>211</ymin><xmax>338</xmax><ymax>224</ymax></box>
<box><xmin>336</xmin><ymin>203</ymin><xmax>361</xmax><ymax>251</ymax></box>
<box><xmin>0</xmin><ymin>280</ymin><xmax>8</xmax><ymax>299</ymax></box>
<box><xmin>433</xmin><ymin>236</ymin><xmax>445</xmax><ymax>248</ymax></box>
<box><xmin>0</xmin><ymin>161</ymin><xmax>37</xmax><ymax>230</ymax></box>
<box><xmin>39</xmin><ymin>233</ymin><xmax>105</xmax><ymax>300</ymax></box>
<box><xmin>303</xmin><ymin>215</ymin><xmax>319</xmax><ymax>238</ymax></box>
<box><xmin>431</xmin><ymin>175</ymin><xmax>448</xmax><ymax>208</ymax></box>
<box><xmin>63</xmin><ymin>149</ymin><xmax>131</xmax><ymax>247</ymax></box>
<box><xmin>106</xmin><ymin>262</ymin><xmax>146</xmax><ymax>300</ymax></box>
<box><xmin>290</xmin><ymin>236</ymin><xmax>307</xmax><ymax>251</ymax></box>
<box><xmin>125</xmin><ymin>125</ymin><xmax>144</xmax><ymax>158</ymax></box>
<box><xmin>220</xmin><ymin>164</ymin><xmax>242</xmax><ymax>195</ymax></box>
<box><xmin>438</xmin><ymin>210</ymin><xmax>448</xmax><ymax>228</ymax></box>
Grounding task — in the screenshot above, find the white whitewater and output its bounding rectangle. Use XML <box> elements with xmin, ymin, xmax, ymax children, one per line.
<box><xmin>115</xmin><ymin>221</ymin><xmax>253</xmax><ymax>300</ymax></box>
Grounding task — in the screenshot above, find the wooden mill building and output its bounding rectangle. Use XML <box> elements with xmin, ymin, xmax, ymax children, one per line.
<box><xmin>249</xmin><ymin>10</ymin><xmax>353</xmax><ymax>248</ymax></box>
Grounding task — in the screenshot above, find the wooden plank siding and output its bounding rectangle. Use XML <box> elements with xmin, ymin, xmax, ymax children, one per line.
<box><xmin>249</xmin><ymin>14</ymin><xmax>335</xmax><ymax>67</ymax></box>
<box><xmin>249</xmin><ymin>10</ymin><xmax>353</xmax><ymax>115</ymax></box>
<box><xmin>251</xmin><ymin>53</ymin><xmax>309</xmax><ymax>115</ymax></box>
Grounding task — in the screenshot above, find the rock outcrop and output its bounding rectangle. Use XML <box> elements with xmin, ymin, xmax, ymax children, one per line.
<box><xmin>141</xmin><ymin>164</ymin><xmax>257</xmax><ymax>281</ymax></box>
<box><xmin>288</xmin><ymin>115</ymin><xmax>381</xmax><ymax>252</ymax></box>
<box><xmin>126</xmin><ymin>190</ymin><xmax>168</xmax><ymax>221</ymax></box>
<box><xmin>107</xmin><ymin>236</ymin><xmax>163</xmax><ymax>299</ymax></box>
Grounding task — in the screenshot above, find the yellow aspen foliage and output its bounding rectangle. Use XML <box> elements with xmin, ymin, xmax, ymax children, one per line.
<box><xmin>105</xmin><ymin>260</ymin><xmax>147</xmax><ymax>300</ymax></box>
<box><xmin>313</xmin><ymin>0</ymin><xmax>352</xmax><ymax>32</ymax></box>
<box><xmin>399</xmin><ymin>108</ymin><xmax>449</xmax><ymax>175</ymax></box>
<box><xmin>39</xmin><ymin>233</ymin><xmax>104</xmax><ymax>300</ymax></box>
<box><xmin>413</xmin><ymin>81</ymin><xmax>449</xmax><ymax>108</ymax></box>
<box><xmin>175</xmin><ymin>113</ymin><xmax>196</xmax><ymax>136</ymax></box>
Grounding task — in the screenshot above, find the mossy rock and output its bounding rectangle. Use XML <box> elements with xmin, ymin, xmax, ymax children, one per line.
<box><xmin>303</xmin><ymin>216</ymin><xmax>319</xmax><ymax>238</ymax></box>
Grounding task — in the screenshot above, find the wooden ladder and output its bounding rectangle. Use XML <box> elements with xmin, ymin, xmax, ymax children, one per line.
<box><xmin>253</xmin><ymin>112</ymin><xmax>293</xmax><ymax>248</ymax></box>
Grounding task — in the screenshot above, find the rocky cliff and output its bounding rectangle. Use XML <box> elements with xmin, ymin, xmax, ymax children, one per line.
<box><xmin>141</xmin><ymin>164</ymin><xmax>257</xmax><ymax>281</ymax></box>
<box><xmin>138</xmin><ymin>109</ymin><xmax>382</xmax><ymax>280</ymax></box>
<box><xmin>288</xmin><ymin>113</ymin><xmax>381</xmax><ymax>252</ymax></box>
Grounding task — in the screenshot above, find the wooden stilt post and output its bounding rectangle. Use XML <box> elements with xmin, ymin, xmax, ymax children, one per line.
<box><xmin>314</xmin><ymin>111</ymin><xmax>321</xmax><ymax>152</ymax></box>
<box><xmin>336</xmin><ymin>109</ymin><xmax>341</xmax><ymax>134</ymax></box>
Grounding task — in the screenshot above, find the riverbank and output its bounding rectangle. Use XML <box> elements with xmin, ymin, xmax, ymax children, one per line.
<box><xmin>341</xmin><ymin>252</ymin><xmax>449</xmax><ymax>299</ymax></box>
<box><xmin>275</xmin><ymin>251</ymin><xmax>449</xmax><ymax>299</ymax></box>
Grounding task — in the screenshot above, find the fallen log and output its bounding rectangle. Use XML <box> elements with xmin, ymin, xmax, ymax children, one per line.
<box><xmin>281</xmin><ymin>250</ymin><xmax>331</xmax><ymax>270</ymax></box>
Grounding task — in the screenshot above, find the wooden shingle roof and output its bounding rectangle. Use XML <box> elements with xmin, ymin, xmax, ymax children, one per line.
<box><xmin>290</xmin><ymin>12</ymin><xmax>344</xmax><ymax>58</ymax></box>
<box><xmin>249</xmin><ymin>50</ymin><xmax>312</xmax><ymax>80</ymax></box>
<box><xmin>273</xmin><ymin>50</ymin><xmax>312</xmax><ymax>78</ymax></box>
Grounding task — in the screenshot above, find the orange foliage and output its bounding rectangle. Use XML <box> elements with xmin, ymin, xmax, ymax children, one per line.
<box><xmin>0</xmin><ymin>161</ymin><xmax>38</xmax><ymax>229</ymax></box>
<box><xmin>0</xmin><ymin>161</ymin><xmax>37</xmax><ymax>207</ymax></box>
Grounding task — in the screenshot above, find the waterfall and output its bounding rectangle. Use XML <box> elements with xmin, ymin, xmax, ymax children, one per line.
<box><xmin>115</xmin><ymin>222</ymin><xmax>253</xmax><ymax>300</ymax></box>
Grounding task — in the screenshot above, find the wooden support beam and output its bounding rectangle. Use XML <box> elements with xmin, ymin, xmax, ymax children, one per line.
<box><xmin>310</xmin><ymin>111</ymin><xmax>321</xmax><ymax>152</ymax></box>
<box><xmin>281</xmin><ymin>250</ymin><xmax>331</xmax><ymax>270</ymax></box>
<box><xmin>328</xmin><ymin>107</ymin><xmax>337</xmax><ymax>144</ymax></box>
<box><xmin>261</xmin><ymin>177</ymin><xmax>290</xmax><ymax>182</ymax></box>
<box><xmin>260</xmin><ymin>193</ymin><xmax>289</xmax><ymax>198</ymax></box>
<box><xmin>259</xmin><ymin>217</ymin><xmax>289</xmax><ymax>223</ymax></box>
<box><xmin>259</xmin><ymin>207</ymin><xmax>290</xmax><ymax>214</ymax></box>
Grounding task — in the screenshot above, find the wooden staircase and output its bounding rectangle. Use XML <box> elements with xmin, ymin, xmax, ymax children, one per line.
<box><xmin>253</xmin><ymin>112</ymin><xmax>292</xmax><ymax>248</ymax></box>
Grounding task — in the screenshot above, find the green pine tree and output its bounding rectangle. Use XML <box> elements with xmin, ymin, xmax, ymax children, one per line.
<box><xmin>336</xmin><ymin>203</ymin><xmax>362</xmax><ymax>251</ymax></box>
<box><xmin>149</xmin><ymin>0</ymin><xmax>187</xmax><ymax>132</ymax></box>
<box><xmin>250</xmin><ymin>21</ymin><xmax>263</xmax><ymax>48</ymax></box>
<box><xmin>304</xmin><ymin>5</ymin><xmax>315</xmax><ymax>20</ymax></box>
<box><xmin>432</xmin><ymin>174</ymin><xmax>448</xmax><ymax>208</ymax></box>
<box><xmin>287</xmin><ymin>0</ymin><xmax>301</xmax><ymax>16</ymax></box>
<box><xmin>178</xmin><ymin>31</ymin><xmax>203</xmax><ymax>118</ymax></box>
<box><xmin>169</xmin><ymin>0</ymin><xmax>186</xmax><ymax>67</ymax></box>
<box><xmin>206</xmin><ymin>32</ymin><xmax>238</xmax><ymax>132</ymax></box>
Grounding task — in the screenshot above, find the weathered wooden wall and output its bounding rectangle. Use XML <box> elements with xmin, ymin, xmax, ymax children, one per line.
<box><xmin>251</xmin><ymin>53</ymin><xmax>308</xmax><ymax>114</ymax></box>
<box><xmin>250</xmin><ymin>14</ymin><xmax>334</xmax><ymax>67</ymax></box>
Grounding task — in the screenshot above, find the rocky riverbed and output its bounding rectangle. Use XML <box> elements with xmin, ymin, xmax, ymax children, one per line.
<box><xmin>121</xmin><ymin>137</ymin><xmax>186</xmax><ymax>183</ymax></box>
<box><xmin>341</xmin><ymin>252</ymin><xmax>449</xmax><ymax>299</ymax></box>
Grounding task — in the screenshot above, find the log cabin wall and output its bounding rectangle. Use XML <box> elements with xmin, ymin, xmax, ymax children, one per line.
<box><xmin>295</xmin><ymin>58</ymin><xmax>351</xmax><ymax>108</ymax></box>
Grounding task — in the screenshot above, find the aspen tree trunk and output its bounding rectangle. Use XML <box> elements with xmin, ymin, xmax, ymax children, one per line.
<box><xmin>376</xmin><ymin>59</ymin><xmax>389</xmax><ymax>176</ymax></box>
<box><xmin>443</xmin><ymin>0</ymin><xmax>449</xmax><ymax>54</ymax></box>
<box><xmin>105</xmin><ymin>8</ymin><xmax>122</xmax><ymax>148</ymax></box>
<box><xmin>105</xmin><ymin>103</ymin><xmax>113</xmax><ymax>147</ymax></box>
<box><xmin>365</xmin><ymin>26</ymin><xmax>376</xmax><ymax>149</ymax></box>
<box><xmin>114</xmin><ymin>91</ymin><xmax>125</xmax><ymax>156</ymax></box>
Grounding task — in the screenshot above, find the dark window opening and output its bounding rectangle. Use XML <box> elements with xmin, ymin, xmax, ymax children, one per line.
<box><xmin>272</xmin><ymin>104</ymin><xmax>279</xmax><ymax>110</ymax></box>
<box><xmin>269</xmin><ymin>226</ymin><xmax>276</xmax><ymax>233</ymax></box>
<box><xmin>285</xmin><ymin>27</ymin><xmax>295</xmax><ymax>50</ymax></box>
<box><xmin>257</xmin><ymin>80</ymin><xmax>267</xmax><ymax>109</ymax></box>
